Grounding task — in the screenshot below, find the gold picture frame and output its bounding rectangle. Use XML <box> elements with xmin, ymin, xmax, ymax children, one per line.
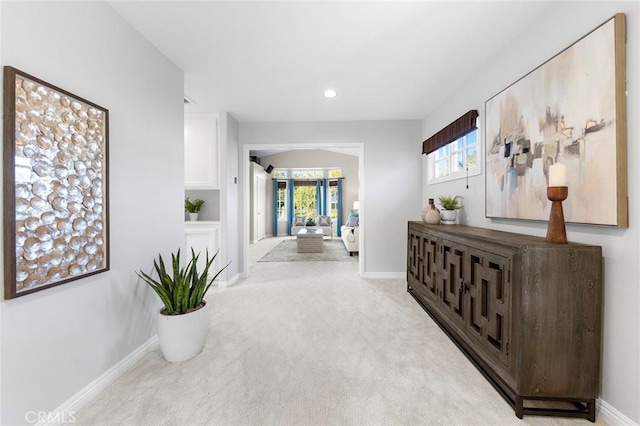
<box><xmin>3</xmin><ymin>66</ymin><xmax>110</xmax><ymax>299</ymax></box>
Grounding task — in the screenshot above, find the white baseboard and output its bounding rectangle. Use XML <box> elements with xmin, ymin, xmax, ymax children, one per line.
<box><xmin>38</xmin><ymin>335</ymin><xmax>159</xmax><ymax>426</ymax></box>
<box><xmin>598</xmin><ymin>398</ymin><xmax>639</xmax><ymax>426</ymax></box>
<box><xmin>218</xmin><ymin>273</ymin><xmax>239</xmax><ymax>288</ymax></box>
<box><xmin>361</xmin><ymin>272</ymin><xmax>406</xmax><ymax>279</ymax></box>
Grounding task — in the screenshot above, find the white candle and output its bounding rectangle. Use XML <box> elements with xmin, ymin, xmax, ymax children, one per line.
<box><xmin>549</xmin><ymin>162</ymin><xmax>567</xmax><ymax>187</ymax></box>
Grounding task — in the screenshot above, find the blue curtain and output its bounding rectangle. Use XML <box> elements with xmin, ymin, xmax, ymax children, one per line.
<box><xmin>272</xmin><ymin>179</ymin><xmax>278</xmax><ymax>236</ymax></box>
<box><xmin>287</xmin><ymin>179</ymin><xmax>295</xmax><ymax>235</ymax></box>
<box><xmin>315</xmin><ymin>180</ymin><xmax>322</xmax><ymax>217</ymax></box>
<box><xmin>337</xmin><ymin>178</ymin><xmax>343</xmax><ymax>236</ymax></box>
<box><xmin>322</xmin><ymin>178</ymin><xmax>329</xmax><ymax>216</ymax></box>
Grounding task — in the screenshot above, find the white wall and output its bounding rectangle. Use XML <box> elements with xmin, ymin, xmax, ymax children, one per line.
<box><xmin>0</xmin><ymin>3</ymin><xmax>184</xmax><ymax>424</ymax></box>
<box><xmin>219</xmin><ymin>113</ymin><xmax>241</xmax><ymax>284</ymax></box>
<box><xmin>421</xmin><ymin>2</ymin><xmax>639</xmax><ymax>423</ymax></box>
<box><xmin>259</xmin><ymin>149</ymin><xmax>359</xmax><ymax>236</ymax></box>
<box><xmin>240</xmin><ymin>120</ymin><xmax>422</xmax><ymax>276</ymax></box>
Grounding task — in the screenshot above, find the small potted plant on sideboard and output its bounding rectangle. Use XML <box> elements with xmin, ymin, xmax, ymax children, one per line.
<box><xmin>438</xmin><ymin>195</ymin><xmax>462</xmax><ymax>225</ymax></box>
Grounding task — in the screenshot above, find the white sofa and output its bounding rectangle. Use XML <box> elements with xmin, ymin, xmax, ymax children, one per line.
<box><xmin>340</xmin><ymin>226</ymin><xmax>359</xmax><ymax>255</ymax></box>
<box><xmin>291</xmin><ymin>215</ymin><xmax>333</xmax><ymax>238</ymax></box>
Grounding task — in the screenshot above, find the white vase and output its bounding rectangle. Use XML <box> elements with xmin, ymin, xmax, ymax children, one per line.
<box><xmin>157</xmin><ymin>302</ymin><xmax>210</xmax><ymax>362</ymax></box>
<box><xmin>440</xmin><ymin>209</ymin><xmax>457</xmax><ymax>224</ymax></box>
<box><xmin>189</xmin><ymin>212</ymin><xmax>199</xmax><ymax>221</ymax></box>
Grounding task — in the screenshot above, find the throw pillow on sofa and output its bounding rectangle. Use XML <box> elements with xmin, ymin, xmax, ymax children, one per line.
<box><xmin>317</xmin><ymin>215</ymin><xmax>331</xmax><ymax>226</ymax></box>
<box><xmin>294</xmin><ymin>215</ymin><xmax>306</xmax><ymax>226</ymax></box>
<box><xmin>345</xmin><ymin>210</ymin><xmax>359</xmax><ymax>227</ymax></box>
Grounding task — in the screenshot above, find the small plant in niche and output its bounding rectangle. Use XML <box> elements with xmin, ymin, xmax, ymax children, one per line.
<box><xmin>185</xmin><ymin>198</ymin><xmax>205</xmax><ymax>213</ymax></box>
<box><xmin>438</xmin><ymin>195</ymin><xmax>462</xmax><ymax>210</ymax></box>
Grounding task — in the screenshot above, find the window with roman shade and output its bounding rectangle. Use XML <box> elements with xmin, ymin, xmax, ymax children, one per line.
<box><xmin>422</xmin><ymin>110</ymin><xmax>479</xmax><ymax>155</ymax></box>
<box><xmin>424</xmin><ymin>110</ymin><xmax>481</xmax><ymax>184</ymax></box>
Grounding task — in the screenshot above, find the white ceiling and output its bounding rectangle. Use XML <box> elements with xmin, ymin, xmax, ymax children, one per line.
<box><xmin>109</xmin><ymin>1</ymin><xmax>554</xmax><ymax>123</ymax></box>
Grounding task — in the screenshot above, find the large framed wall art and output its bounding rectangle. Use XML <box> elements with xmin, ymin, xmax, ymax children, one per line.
<box><xmin>3</xmin><ymin>66</ymin><xmax>110</xmax><ymax>299</ymax></box>
<box><xmin>485</xmin><ymin>14</ymin><xmax>627</xmax><ymax>227</ymax></box>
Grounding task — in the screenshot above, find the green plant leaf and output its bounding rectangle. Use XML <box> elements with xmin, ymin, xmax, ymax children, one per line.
<box><xmin>438</xmin><ymin>195</ymin><xmax>462</xmax><ymax>210</ymax></box>
<box><xmin>185</xmin><ymin>197</ymin><xmax>205</xmax><ymax>213</ymax></box>
<box><xmin>136</xmin><ymin>247</ymin><xmax>230</xmax><ymax>315</ymax></box>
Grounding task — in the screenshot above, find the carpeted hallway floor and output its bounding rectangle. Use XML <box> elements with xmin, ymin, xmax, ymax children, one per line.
<box><xmin>74</xmin><ymin>238</ymin><xmax>604</xmax><ymax>425</ymax></box>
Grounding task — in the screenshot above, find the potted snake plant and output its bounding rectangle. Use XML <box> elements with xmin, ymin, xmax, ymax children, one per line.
<box><xmin>136</xmin><ymin>248</ymin><xmax>228</xmax><ymax>362</ymax></box>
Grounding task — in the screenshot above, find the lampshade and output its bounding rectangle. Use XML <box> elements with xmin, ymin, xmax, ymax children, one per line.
<box><xmin>353</xmin><ymin>201</ymin><xmax>360</xmax><ymax>210</ymax></box>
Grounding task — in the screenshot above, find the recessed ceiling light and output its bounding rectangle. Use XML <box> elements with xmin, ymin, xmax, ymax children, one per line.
<box><xmin>324</xmin><ymin>89</ymin><xmax>338</xmax><ymax>98</ymax></box>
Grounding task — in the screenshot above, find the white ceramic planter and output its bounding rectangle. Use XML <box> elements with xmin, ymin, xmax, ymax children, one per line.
<box><xmin>189</xmin><ymin>212</ymin><xmax>199</xmax><ymax>221</ymax></box>
<box><xmin>440</xmin><ymin>209</ymin><xmax>457</xmax><ymax>224</ymax></box>
<box><xmin>157</xmin><ymin>302</ymin><xmax>210</xmax><ymax>362</ymax></box>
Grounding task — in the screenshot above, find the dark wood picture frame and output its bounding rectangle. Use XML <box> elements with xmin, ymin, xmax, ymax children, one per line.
<box><xmin>484</xmin><ymin>14</ymin><xmax>627</xmax><ymax>227</ymax></box>
<box><xmin>3</xmin><ymin>66</ymin><xmax>110</xmax><ymax>299</ymax></box>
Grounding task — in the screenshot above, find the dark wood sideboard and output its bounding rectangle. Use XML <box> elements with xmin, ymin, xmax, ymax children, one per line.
<box><xmin>406</xmin><ymin>221</ymin><xmax>603</xmax><ymax>421</ymax></box>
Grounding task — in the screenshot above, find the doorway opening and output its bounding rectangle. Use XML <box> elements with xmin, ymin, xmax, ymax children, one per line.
<box><xmin>242</xmin><ymin>143</ymin><xmax>364</xmax><ymax>277</ymax></box>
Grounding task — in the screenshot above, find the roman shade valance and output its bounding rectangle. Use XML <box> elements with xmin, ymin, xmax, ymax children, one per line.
<box><xmin>422</xmin><ymin>110</ymin><xmax>479</xmax><ymax>155</ymax></box>
<box><xmin>293</xmin><ymin>180</ymin><xmax>317</xmax><ymax>187</ymax></box>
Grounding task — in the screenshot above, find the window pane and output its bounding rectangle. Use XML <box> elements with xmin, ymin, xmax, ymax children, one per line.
<box><xmin>467</xmin><ymin>146</ymin><xmax>478</xmax><ymax>168</ymax></box>
<box><xmin>294</xmin><ymin>185</ymin><xmax>317</xmax><ymax>218</ymax></box>
<box><xmin>329</xmin><ymin>169</ymin><xmax>342</xmax><ymax>178</ymax></box>
<box><xmin>429</xmin><ymin>128</ymin><xmax>479</xmax><ymax>182</ymax></box>
<box><xmin>452</xmin><ymin>152</ymin><xmax>465</xmax><ymax>172</ymax></box>
<box><xmin>329</xmin><ymin>187</ymin><xmax>338</xmax><ymax>219</ymax></box>
<box><xmin>436</xmin><ymin>145</ymin><xmax>449</xmax><ymax>159</ymax></box>
<box><xmin>277</xmin><ymin>188</ymin><xmax>287</xmax><ymax>219</ymax></box>
<box><xmin>435</xmin><ymin>159</ymin><xmax>449</xmax><ymax>178</ymax></box>
<box><xmin>274</xmin><ymin>170</ymin><xmax>287</xmax><ymax>178</ymax></box>
<box><xmin>466</xmin><ymin>129</ymin><xmax>477</xmax><ymax>146</ymax></box>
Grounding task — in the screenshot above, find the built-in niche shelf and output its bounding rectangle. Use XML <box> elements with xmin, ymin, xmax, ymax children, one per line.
<box><xmin>184</xmin><ymin>113</ymin><xmax>221</xmax><ymax>274</ymax></box>
<box><xmin>185</xmin><ymin>189</ymin><xmax>220</xmax><ymax>222</ymax></box>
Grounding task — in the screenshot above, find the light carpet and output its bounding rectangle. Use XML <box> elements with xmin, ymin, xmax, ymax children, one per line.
<box><xmin>258</xmin><ymin>239</ymin><xmax>356</xmax><ymax>262</ymax></box>
<box><xmin>75</xmin><ymin>260</ymin><xmax>604</xmax><ymax>425</ymax></box>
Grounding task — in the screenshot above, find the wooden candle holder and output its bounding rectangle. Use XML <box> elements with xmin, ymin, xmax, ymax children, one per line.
<box><xmin>546</xmin><ymin>186</ymin><xmax>568</xmax><ymax>244</ymax></box>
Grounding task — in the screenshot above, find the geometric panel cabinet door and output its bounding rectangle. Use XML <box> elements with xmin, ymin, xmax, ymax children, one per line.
<box><xmin>465</xmin><ymin>248</ymin><xmax>511</xmax><ymax>368</ymax></box>
<box><xmin>185</xmin><ymin>114</ymin><xmax>218</xmax><ymax>189</ymax></box>
<box><xmin>406</xmin><ymin>221</ymin><xmax>602</xmax><ymax>422</ymax></box>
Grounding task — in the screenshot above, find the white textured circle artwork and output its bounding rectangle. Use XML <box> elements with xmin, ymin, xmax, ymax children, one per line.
<box><xmin>12</xmin><ymin>73</ymin><xmax>107</xmax><ymax>294</ymax></box>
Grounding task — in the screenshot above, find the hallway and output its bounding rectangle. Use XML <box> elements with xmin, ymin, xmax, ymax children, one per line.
<box><xmin>74</xmin><ymin>241</ymin><xmax>602</xmax><ymax>425</ymax></box>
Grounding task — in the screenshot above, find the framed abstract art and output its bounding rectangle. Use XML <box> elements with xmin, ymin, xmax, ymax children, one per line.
<box><xmin>485</xmin><ymin>14</ymin><xmax>627</xmax><ymax>227</ymax></box>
